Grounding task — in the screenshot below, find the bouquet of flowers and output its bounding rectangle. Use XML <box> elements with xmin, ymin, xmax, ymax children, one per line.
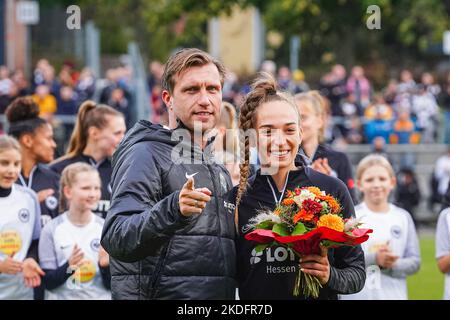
<box><xmin>244</xmin><ymin>186</ymin><xmax>372</xmax><ymax>298</ymax></box>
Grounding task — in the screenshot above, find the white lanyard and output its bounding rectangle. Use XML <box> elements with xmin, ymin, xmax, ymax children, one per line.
<box><xmin>88</xmin><ymin>158</ymin><xmax>105</xmax><ymax>169</ymax></box>
<box><xmin>266</xmin><ymin>172</ymin><xmax>290</xmax><ymax>206</ymax></box>
<box><xmin>18</xmin><ymin>166</ymin><xmax>37</xmax><ymax>189</ymax></box>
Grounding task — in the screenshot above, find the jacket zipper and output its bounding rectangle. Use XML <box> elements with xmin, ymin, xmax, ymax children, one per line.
<box><xmin>149</xmin><ymin>240</ymin><xmax>171</xmax><ymax>298</ymax></box>
<box><xmin>206</xmin><ymin>164</ymin><xmax>229</xmax><ymax>297</ymax></box>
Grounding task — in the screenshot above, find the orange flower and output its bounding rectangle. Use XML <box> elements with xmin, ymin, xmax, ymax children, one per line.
<box><xmin>317</xmin><ymin>194</ymin><xmax>341</xmax><ymax>214</ymax></box>
<box><xmin>282</xmin><ymin>198</ymin><xmax>295</xmax><ymax>206</ymax></box>
<box><xmin>274</xmin><ymin>208</ymin><xmax>282</xmax><ymax>216</ymax></box>
<box><xmin>293</xmin><ymin>209</ymin><xmax>315</xmax><ymax>224</ymax></box>
<box><xmin>317</xmin><ymin>214</ymin><xmax>344</xmax><ymax>232</ymax></box>
<box><xmin>327</xmin><ymin>198</ymin><xmax>341</xmax><ymax>214</ymax></box>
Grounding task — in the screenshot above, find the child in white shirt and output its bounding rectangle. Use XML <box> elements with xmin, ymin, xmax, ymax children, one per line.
<box><xmin>341</xmin><ymin>154</ymin><xmax>420</xmax><ymax>300</ymax></box>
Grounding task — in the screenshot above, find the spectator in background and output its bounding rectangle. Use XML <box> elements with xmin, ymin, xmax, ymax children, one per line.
<box><xmin>74</xmin><ymin>68</ymin><xmax>96</xmax><ymax>103</ymax></box>
<box><xmin>32</xmin><ymin>59</ymin><xmax>50</xmax><ymax>89</ymax></box>
<box><xmin>260</xmin><ymin>60</ymin><xmax>277</xmax><ymax>77</ymax></box>
<box><xmin>433</xmin><ymin>147</ymin><xmax>450</xmax><ymax>206</ymax></box>
<box><xmin>390</xmin><ymin>109</ymin><xmax>420</xmax><ymax>145</ymax></box>
<box><xmin>364</xmin><ymin>115</ymin><xmax>393</xmax><ymax>145</ymax></box>
<box><xmin>222</xmin><ymin>71</ymin><xmax>240</xmax><ymax>104</ymax></box>
<box><xmin>397</xmin><ymin>69</ymin><xmax>416</xmax><ymax>94</ymax></box>
<box><xmin>0</xmin><ymin>66</ymin><xmax>15</xmax><ymax>114</ymax></box>
<box><xmin>150</xmin><ymin>83</ymin><xmax>166</xmax><ymax>125</ymax></box>
<box><xmin>364</xmin><ymin>95</ymin><xmax>394</xmax><ymax>144</ymax></box>
<box><xmin>107</xmin><ymin>87</ymin><xmax>131</xmax><ymax>128</ymax></box>
<box><xmin>346</xmin><ymin>116</ymin><xmax>364</xmax><ymax>145</ymax></box>
<box><xmin>383</xmin><ymin>79</ymin><xmax>398</xmax><ymax>106</ymax></box>
<box><xmin>395</xmin><ymin>167</ymin><xmax>421</xmax><ymax>228</ymax></box>
<box><xmin>370</xmin><ymin>136</ymin><xmax>395</xmax><ymax>169</ymax></box>
<box><xmin>319</xmin><ymin>64</ymin><xmax>348</xmax><ymax>117</ymax></box>
<box><xmin>364</xmin><ymin>94</ymin><xmax>394</xmax><ymax>121</ymax></box>
<box><xmin>390</xmin><ymin>108</ymin><xmax>419</xmax><ymax>169</ymax></box>
<box><xmin>395</xmin><ymin>69</ymin><xmax>416</xmax><ymax>115</ymax></box>
<box><xmin>421</xmin><ymin>72</ymin><xmax>440</xmax><ymax>98</ymax></box>
<box><xmin>42</xmin><ymin>65</ymin><xmax>61</xmax><ymax>100</ymax></box>
<box><xmin>277</xmin><ymin>66</ymin><xmax>292</xmax><ymax>91</ymax></box>
<box><xmin>0</xmin><ymin>66</ymin><xmax>13</xmax><ymax>95</ymax></box>
<box><xmin>58</xmin><ymin>66</ymin><xmax>74</xmax><ymax>88</ymax></box>
<box><xmin>147</xmin><ymin>60</ymin><xmax>164</xmax><ymax>93</ymax></box>
<box><xmin>56</xmin><ymin>86</ymin><xmax>79</xmax><ymax>145</ymax></box>
<box><xmin>290</xmin><ymin>69</ymin><xmax>310</xmax><ymax>94</ymax></box>
<box><xmin>99</xmin><ymin>69</ymin><xmax>118</xmax><ymax>104</ymax></box>
<box><xmin>116</xmin><ymin>66</ymin><xmax>133</xmax><ymax>97</ymax></box>
<box><xmin>412</xmin><ymin>84</ymin><xmax>439</xmax><ymax>143</ymax></box>
<box><xmin>32</xmin><ymin>84</ymin><xmax>57</xmax><ymax>120</ymax></box>
<box><xmin>346</xmin><ymin>65</ymin><xmax>372</xmax><ymax>110</ymax></box>
<box><xmin>58</xmin><ymin>61</ymin><xmax>79</xmax><ymax>88</ymax></box>
<box><xmin>11</xmin><ymin>70</ymin><xmax>30</xmax><ymax>97</ymax></box>
<box><xmin>439</xmin><ymin>73</ymin><xmax>450</xmax><ymax>144</ymax></box>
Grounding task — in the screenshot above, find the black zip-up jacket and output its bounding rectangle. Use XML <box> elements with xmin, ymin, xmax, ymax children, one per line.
<box><xmin>230</xmin><ymin>165</ymin><xmax>365</xmax><ymax>300</ymax></box>
<box><xmin>101</xmin><ymin>120</ymin><xmax>236</xmax><ymax>300</ymax></box>
<box><xmin>297</xmin><ymin>144</ymin><xmax>357</xmax><ymax>203</ymax></box>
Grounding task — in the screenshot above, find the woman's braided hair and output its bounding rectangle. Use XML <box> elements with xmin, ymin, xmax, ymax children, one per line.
<box><xmin>234</xmin><ymin>72</ymin><xmax>299</xmax><ymax>230</ymax></box>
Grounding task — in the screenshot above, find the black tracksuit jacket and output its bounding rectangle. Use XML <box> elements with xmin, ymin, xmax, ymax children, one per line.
<box><xmin>101</xmin><ymin>120</ymin><xmax>236</xmax><ymax>300</ymax></box>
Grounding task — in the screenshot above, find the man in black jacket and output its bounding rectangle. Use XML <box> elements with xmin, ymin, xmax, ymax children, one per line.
<box><xmin>101</xmin><ymin>48</ymin><xmax>236</xmax><ymax>299</ymax></box>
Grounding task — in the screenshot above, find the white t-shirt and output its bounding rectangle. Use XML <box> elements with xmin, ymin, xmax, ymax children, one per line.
<box><xmin>436</xmin><ymin>208</ymin><xmax>450</xmax><ymax>300</ymax></box>
<box><xmin>341</xmin><ymin>202</ymin><xmax>420</xmax><ymax>300</ymax></box>
<box><xmin>38</xmin><ymin>212</ymin><xmax>111</xmax><ymax>300</ymax></box>
<box><xmin>434</xmin><ymin>155</ymin><xmax>450</xmax><ymax>196</ymax></box>
<box><xmin>0</xmin><ymin>184</ymin><xmax>41</xmax><ymax>300</ymax></box>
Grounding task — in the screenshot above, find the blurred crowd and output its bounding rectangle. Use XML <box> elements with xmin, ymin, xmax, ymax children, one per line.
<box><xmin>148</xmin><ymin>60</ymin><xmax>450</xmax><ymax>147</ymax></box>
<box><xmin>0</xmin><ymin>60</ymin><xmax>134</xmax><ymax>154</ymax></box>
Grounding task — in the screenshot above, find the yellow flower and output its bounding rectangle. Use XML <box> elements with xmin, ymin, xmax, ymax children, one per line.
<box><xmin>307</xmin><ymin>187</ymin><xmax>323</xmax><ymax>197</ymax></box>
<box><xmin>317</xmin><ymin>214</ymin><xmax>344</xmax><ymax>232</ymax></box>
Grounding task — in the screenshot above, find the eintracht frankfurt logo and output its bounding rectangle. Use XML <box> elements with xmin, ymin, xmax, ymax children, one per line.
<box><xmin>250</xmin><ymin>248</ymin><xmax>263</xmax><ymax>265</ymax></box>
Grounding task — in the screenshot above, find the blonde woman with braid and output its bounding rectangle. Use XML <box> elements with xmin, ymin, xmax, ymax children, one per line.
<box><xmin>230</xmin><ymin>73</ymin><xmax>365</xmax><ymax>300</ymax></box>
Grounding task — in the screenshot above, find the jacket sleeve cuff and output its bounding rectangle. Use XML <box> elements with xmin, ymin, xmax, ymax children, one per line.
<box><xmin>172</xmin><ymin>190</ymin><xmax>196</xmax><ymax>225</ymax></box>
<box><xmin>326</xmin><ymin>266</ymin><xmax>339</xmax><ymax>291</ymax></box>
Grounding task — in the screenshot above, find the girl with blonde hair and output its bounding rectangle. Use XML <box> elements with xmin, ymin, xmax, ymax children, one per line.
<box><xmin>39</xmin><ymin>162</ymin><xmax>110</xmax><ymax>300</ymax></box>
<box><xmin>0</xmin><ymin>135</ymin><xmax>45</xmax><ymax>299</ymax></box>
<box><xmin>342</xmin><ymin>154</ymin><xmax>420</xmax><ymax>300</ymax></box>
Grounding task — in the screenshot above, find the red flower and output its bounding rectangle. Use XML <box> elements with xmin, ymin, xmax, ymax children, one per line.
<box><xmin>302</xmin><ymin>199</ymin><xmax>323</xmax><ymax>215</ymax></box>
<box><xmin>294</xmin><ymin>188</ymin><xmax>301</xmax><ymax>195</ymax></box>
